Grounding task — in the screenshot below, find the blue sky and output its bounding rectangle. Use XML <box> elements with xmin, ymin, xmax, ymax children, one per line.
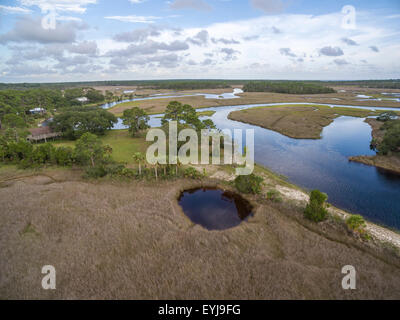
<box><xmin>0</xmin><ymin>0</ymin><xmax>399</xmax><ymax>82</ymax></box>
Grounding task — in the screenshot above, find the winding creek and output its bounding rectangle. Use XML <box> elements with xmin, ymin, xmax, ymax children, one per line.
<box><xmin>101</xmin><ymin>90</ymin><xmax>400</xmax><ymax>230</ymax></box>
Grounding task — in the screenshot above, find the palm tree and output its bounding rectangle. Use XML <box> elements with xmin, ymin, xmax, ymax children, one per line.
<box><xmin>132</xmin><ymin>152</ymin><xmax>145</xmax><ymax>176</ymax></box>
<box><xmin>155</xmin><ymin>155</ymin><xmax>168</xmax><ymax>178</ymax></box>
<box><xmin>154</xmin><ymin>161</ymin><xmax>158</xmax><ymax>181</ymax></box>
<box><xmin>176</xmin><ymin>159</ymin><xmax>181</xmax><ymax>176</ymax></box>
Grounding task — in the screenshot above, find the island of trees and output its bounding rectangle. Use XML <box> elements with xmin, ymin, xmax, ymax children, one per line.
<box><xmin>242</xmin><ymin>81</ymin><xmax>336</xmax><ymax>94</ymax></box>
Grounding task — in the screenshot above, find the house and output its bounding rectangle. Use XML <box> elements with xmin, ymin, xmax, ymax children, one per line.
<box><xmin>27</xmin><ymin>126</ymin><xmax>61</xmax><ymax>143</ymax></box>
<box><xmin>76</xmin><ymin>97</ymin><xmax>89</xmax><ymax>103</ymax></box>
<box><xmin>29</xmin><ymin>107</ymin><xmax>46</xmax><ymax>115</ymax></box>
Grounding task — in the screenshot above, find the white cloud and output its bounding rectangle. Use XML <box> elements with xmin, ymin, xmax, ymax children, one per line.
<box><xmin>19</xmin><ymin>0</ymin><xmax>97</xmax><ymax>14</ymax></box>
<box><xmin>105</xmin><ymin>15</ymin><xmax>161</xmax><ymax>23</ymax></box>
<box><xmin>0</xmin><ymin>5</ymin><xmax>31</xmax><ymax>14</ymax></box>
<box><xmin>0</xmin><ymin>16</ymin><xmax>88</xmax><ymax>44</ymax></box>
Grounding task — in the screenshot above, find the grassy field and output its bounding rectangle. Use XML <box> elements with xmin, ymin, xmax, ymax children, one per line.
<box><xmin>53</xmin><ymin>130</ymin><xmax>149</xmax><ymax>164</ymax></box>
<box><xmin>228</xmin><ymin>104</ymin><xmax>383</xmax><ymax>139</ymax></box>
<box><xmin>1</xmin><ymin>167</ymin><xmax>400</xmax><ymax>299</ymax></box>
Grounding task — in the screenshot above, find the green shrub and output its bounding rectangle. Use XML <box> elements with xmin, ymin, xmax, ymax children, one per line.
<box><xmin>267</xmin><ymin>189</ymin><xmax>283</xmax><ymax>202</ymax></box>
<box><xmin>183</xmin><ymin>167</ymin><xmax>202</xmax><ymax>179</ymax></box>
<box><xmin>346</xmin><ymin>215</ymin><xmax>366</xmax><ymax>231</ymax></box>
<box><xmin>304</xmin><ymin>189</ymin><xmax>328</xmax><ymax>222</ymax></box>
<box><xmin>54</xmin><ymin>147</ymin><xmax>74</xmax><ymax>166</ymax></box>
<box><xmin>31</xmin><ymin>143</ymin><xmax>55</xmax><ymax>164</ymax></box>
<box><xmin>118</xmin><ymin>167</ymin><xmax>136</xmax><ymax>178</ymax></box>
<box><xmin>234</xmin><ymin>174</ymin><xmax>263</xmax><ymax>194</ymax></box>
<box><xmin>84</xmin><ymin>165</ymin><xmax>108</xmax><ymax>178</ymax></box>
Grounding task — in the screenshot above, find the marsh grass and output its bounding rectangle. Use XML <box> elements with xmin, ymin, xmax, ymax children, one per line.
<box><xmin>228</xmin><ymin>104</ymin><xmax>380</xmax><ymax>139</ymax></box>
<box><xmin>1</xmin><ymin>169</ymin><xmax>400</xmax><ymax>299</ymax></box>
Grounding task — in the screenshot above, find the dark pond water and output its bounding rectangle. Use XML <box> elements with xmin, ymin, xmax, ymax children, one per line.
<box><xmin>178</xmin><ymin>188</ymin><xmax>253</xmax><ymax>230</ymax></box>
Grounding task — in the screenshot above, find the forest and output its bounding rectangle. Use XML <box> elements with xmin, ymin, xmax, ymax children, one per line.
<box><xmin>242</xmin><ymin>81</ymin><xmax>336</xmax><ymax>94</ymax></box>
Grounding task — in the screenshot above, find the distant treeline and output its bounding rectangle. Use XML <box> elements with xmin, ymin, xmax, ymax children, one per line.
<box><xmin>243</xmin><ymin>81</ymin><xmax>336</xmax><ymax>94</ymax></box>
<box><xmin>1</xmin><ymin>79</ymin><xmax>400</xmax><ymax>91</ymax></box>
<box><xmin>322</xmin><ymin>80</ymin><xmax>400</xmax><ymax>89</ymax></box>
<box><xmin>0</xmin><ymin>80</ymin><xmax>239</xmax><ymax>91</ymax></box>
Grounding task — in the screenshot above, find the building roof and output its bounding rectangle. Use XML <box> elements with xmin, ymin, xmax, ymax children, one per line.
<box><xmin>28</xmin><ymin>126</ymin><xmax>52</xmax><ymax>137</ymax></box>
<box><xmin>29</xmin><ymin>107</ymin><xmax>46</xmax><ymax>112</ymax></box>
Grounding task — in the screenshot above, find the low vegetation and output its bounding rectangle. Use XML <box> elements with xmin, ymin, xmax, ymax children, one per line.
<box><xmin>266</xmin><ymin>189</ymin><xmax>283</xmax><ymax>202</ymax></box>
<box><xmin>228</xmin><ymin>104</ymin><xmax>379</xmax><ymax>139</ymax></box>
<box><xmin>1</xmin><ymin>170</ymin><xmax>400</xmax><ymax>299</ymax></box>
<box><xmin>234</xmin><ymin>173</ymin><xmax>264</xmax><ymax>194</ymax></box>
<box><xmin>346</xmin><ymin>214</ymin><xmax>366</xmax><ymax>232</ymax></box>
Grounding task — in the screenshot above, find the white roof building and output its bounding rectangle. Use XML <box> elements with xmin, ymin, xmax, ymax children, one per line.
<box><xmin>29</xmin><ymin>107</ymin><xmax>46</xmax><ymax>114</ymax></box>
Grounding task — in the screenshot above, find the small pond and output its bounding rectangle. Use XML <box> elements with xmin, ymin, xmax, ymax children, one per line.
<box><xmin>178</xmin><ymin>187</ymin><xmax>253</xmax><ymax>230</ymax></box>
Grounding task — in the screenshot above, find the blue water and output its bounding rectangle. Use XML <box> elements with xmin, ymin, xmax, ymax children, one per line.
<box><xmin>207</xmin><ymin>104</ymin><xmax>400</xmax><ymax>230</ymax></box>
<box><xmin>102</xmin><ymin>96</ymin><xmax>400</xmax><ymax>230</ymax></box>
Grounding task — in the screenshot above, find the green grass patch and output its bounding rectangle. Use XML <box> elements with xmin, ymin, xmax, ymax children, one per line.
<box><xmin>197</xmin><ymin>110</ymin><xmax>216</xmax><ymax>117</ymax></box>
<box><xmin>53</xmin><ymin>130</ymin><xmax>150</xmax><ymax>164</ymax></box>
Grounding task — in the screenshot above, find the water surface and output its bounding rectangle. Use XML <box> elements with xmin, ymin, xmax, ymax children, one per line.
<box><xmin>178</xmin><ymin>187</ymin><xmax>253</xmax><ymax>230</ymax></box>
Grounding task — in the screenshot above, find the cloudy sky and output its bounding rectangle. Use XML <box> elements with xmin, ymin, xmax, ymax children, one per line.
<box><xmin>0</xmin><ymin>0</ymin><xmax>399</xmax><ymax>82</ymax></box>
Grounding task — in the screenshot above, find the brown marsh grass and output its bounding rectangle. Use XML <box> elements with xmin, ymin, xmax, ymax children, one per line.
<box><xmin>1</xmin><ymin>169</ymin><xmax>400</xmax><ymax>299</ymax></box>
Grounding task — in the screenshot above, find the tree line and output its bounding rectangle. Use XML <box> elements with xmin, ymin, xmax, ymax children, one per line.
<box><xmin>371</xmin><ymin>113</ymin><xmax>400</xmax><ymax>155</ymax></box>
<box><xmin>243</xmin><ymin>81</ymin><xmax>336</xmax><ymax>94</ymax></box>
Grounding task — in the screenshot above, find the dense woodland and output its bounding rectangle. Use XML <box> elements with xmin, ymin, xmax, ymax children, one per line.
<box><xmin>373</xmin><ymin>114</ymin><xmax>400</xmax><ymax>155</ymax></box>
<box><xmin>323</xmin><ymin>80</ymin><xmax>400</xmax><ymax>89</ymax></box>
<box><xmin>242</xmin><ymin>81</ymin><xmax>336</xmax><ymax>94</ymax></box>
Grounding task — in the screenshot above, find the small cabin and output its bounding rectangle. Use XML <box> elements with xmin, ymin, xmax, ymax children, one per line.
<box><xmin>29</xmin><ymin>107</ymin><xmax>46</xmax><ymax>115</ymax></box>
<box><xmin>27</xmin><ymin>126</ymin><xmax>61</xmax><ymax>143</ymax></box>
<box><xmin>76</xmin><ymin>97</ymin><xmax>88</xmax><ymax>103</ymax></box>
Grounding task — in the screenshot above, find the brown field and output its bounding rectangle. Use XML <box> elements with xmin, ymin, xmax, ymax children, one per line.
<box><xmin>1</xmin><ymin>168</ymin><xmax>400</xmax><ymax>299</ymax></box>
<box><xmin>349</xmin><ymin>119</ymin><xmax>400</xmax><ymax>174</ymax></box>
<box><xmin>106</xmin><ymin>86</ymin><xmax>400</xmax><ymax>116</ymax></box>
<box><xmin>228</xmin><ymin>105</ymin><xmax>380</xmax><ymax>139</ymax></box>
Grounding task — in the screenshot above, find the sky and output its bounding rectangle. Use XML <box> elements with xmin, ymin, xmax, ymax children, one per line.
<box><xmin>0</xmin><ymin>0</ymin><xmax>399</xmax><ymax>83</ymax></box>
